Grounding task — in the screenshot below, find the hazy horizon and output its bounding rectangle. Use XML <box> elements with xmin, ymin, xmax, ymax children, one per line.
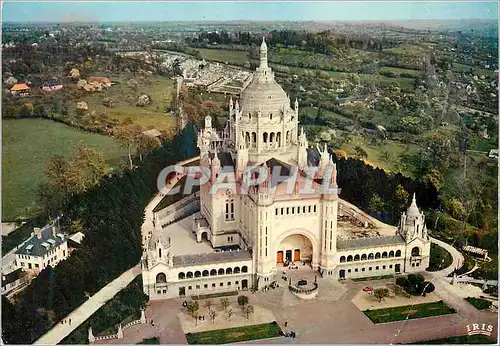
<box><xmin>2</xmin><ymin>2</ymin><xmax>498</xmax><ymax>23</ymax></box>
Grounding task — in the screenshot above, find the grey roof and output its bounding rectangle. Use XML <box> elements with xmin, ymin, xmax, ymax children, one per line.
<box><xmin>15</xmin><ymin>221</ymin><xmax>66</xmax><ymax>257</ymax></box>
<box><xmin>337</xmin><ymin>235</ymin><xmax>405</xmax><ymax>250</ymax></box>
<box><xmin>2</xmin><ymin>268</ymin><xmax>26</xmax><ymax>287</ymax></box>
<box><xmin>307</xmin><ymin>147</ymin><xmax>321</xmax><ymax>166</ymax></box>
<box><xmin>173</xmin><ymin>250</ymin><xmax>251</xmax><ymax>267</ymax></box>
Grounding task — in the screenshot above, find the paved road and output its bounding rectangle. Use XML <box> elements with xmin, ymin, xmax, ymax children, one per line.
<box><xmin>34</xmin><ymin>264</ymin><xmax>142</xmax><ymax>345</ymax></box>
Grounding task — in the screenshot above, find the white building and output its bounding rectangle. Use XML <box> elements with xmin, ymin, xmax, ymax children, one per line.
<box><xmin>141</xmin><ymin>38</ymin><xmax>431</xmax><ymax>300</ymax></box>
<box><xmin>14</xmin><ymin>217</ymin><xmax>68</xmax><ymax>273</ymax></box>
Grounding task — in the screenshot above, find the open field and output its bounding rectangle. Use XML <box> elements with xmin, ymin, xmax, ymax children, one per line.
<box><xmin>2</xmin><ymin>119</ymin><xmax>128</xmax><ymax>221</ymax></box>
<box><xmin>197</xmin><ymin>48</ymin><xmax>249</xmax><ymax>65</ymax></box>
<box><xmin>271</xmin><ymin>64</ymin><xmax>416</xmax><ymax>90</ymax></box>
<box><xmin>452</xmin><ymin>63</ymin><xmax>496</xmax><ymax>78</ymax></box>
<box><xmin>379</xmin><ymin>66</ymin><xmax>423</xmax><ymax>77</ymax></box>
<box><xmin>339</xmin><ymin>135</ymin><xmax>420</xmax><ymax>177</ymax></box>
<box><xmin>185</xmin><ymin>322</ymin><xmax>282</xmax><ymax>344</ymax></box>
<box><xmin>70</xmin><ymin>75</ymin><xmax>176</xmax><ymax>132</ymax></box>
<box><xmin>363</xmin><ymin>301</ymin><xmax>456</xmax><ymax>324</ymax></box>
<box><xmin>383</xmin><ymin>44</ymin><xmax>430</xmax><ymax>56</ymax></box>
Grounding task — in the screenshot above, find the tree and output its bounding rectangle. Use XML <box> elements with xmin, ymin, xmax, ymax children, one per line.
<box><xmin>114</xmin><ymin>124</ymin><xmax>142</xmax><ymax>169</ymax></box>
<box><xmin>220</xmin><ymin>297</ymin><xmax>230</xmax><ymax>312</ymax></box>
<box><xmin>242</xmin><ymin>305</ymin><xmax>254</xmax><ymax>319</ymax></box>
<box><xmin>423</xmin><ymin>168</ymin><xmax>444</xmax><ymax>191</ymax></box>
<box><xmin>237</xmin><ymin>295</ymin><xmax>249</xmax><ymax>307</ymax></box>
<box><xmin>373</xmin><ymin>288</ymin><xmax>389</xmax><ymax>302</ymax></box>
<box><xmin>208</xmin><ymin>309</ymin><xmax>217</xmax><ymax>323</ymax></box>
<box><xmin>187</xmin><ymin>300</ymin><xmax>199</xmax><ymax>325</ymax></box>
<box><xmin>136</xmin><ymin>135</ymin><xmax>161</xmax><ymax>162</ymax></box>
<box><xmin>354</xmin><ymin>145</ymin><xmax>368</xmax><ymax>160</ymax></box>
<box><xmin>393</xmin><ymin>185</ymin><xmax>410</xmax><ymax>214</ymax></box>
<box><xmin>72</xmin><ymin>145</ymin><xmax>110</xmax><ymax>186</ymax></box>
<box><xmin>203</xmin><ymin>299</ymin><xmax>213</xmax><ymax>312</ymax></box>
<box><xmin>396</xmin><ymin>277</ymin><xmax>409</xmax><ymax>289</ymax></box>
<box><xmin>368</xmin><ymin>193</ymin><xmax>385</xmax><ymax>214</ymax></box>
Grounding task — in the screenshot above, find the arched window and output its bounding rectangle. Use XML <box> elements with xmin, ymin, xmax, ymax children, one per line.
<box><xmin>187</xmin><ymin>272</ymin><xmax>193</xmax><ymax>279</ymax></box>
<box><xmin>178</xmin><ymin>272</ymin><xmax>185</xmax><ymax>280</ymax></box>
<box><xmin>263</xmin><ymin>132</ymin><xmax>268</xmax><ymax>143</ymax></box>
<box><xmin>248</xmin><ymin>113</ymin><xmax>252</xmax><ymax>119</ymax></box>
<box><xmin>368</xmin><ymin>253</ymin><xmax>374</xmax><ymax>260</ymax></box>
<box><xmin>270</xmin><ymin>113</ymin><xmax>273</xmax><ymax>120</ymax></box>
<box><xmin>225</xmin><ymin>199</ymin><xmax>234</xmax><ymax>221</ymax></box>
<box><xmin>270</xmin><ymin>132</ymin><xmax>275</xmax><ymax>144</ymax></box>
<box><xmin>395</xmin><ymin>250</ymin><xmax>401</xmax><ymax>257</ymax></box>
<box><xmin>354</xmin><ymin>254</ymin><xmax>360</xmax><ymax>261</ymax></box>
<box><xmin>347</xmin><ymin>255</ymin><xmax>353</xmax><ymax>262</ymax></box>
<box><xmin>234</xmin><ymin>267</ymin><xmax>240</xmax><ymax>274</ymax></box>
<box><xmin>194</xmin><ymin>271</ymin><xmax>201</xmax><ymax>278</ymax></box>
<box><xmin>156</xmin><ymin>273</ymin><xmax>166</xmax><ymax>283</ymax></box>
<box><xmin>286</xmin><ymin>131</ymin><xmax>290</xmax><ymax>144</ymax></box>
<box><xmin>361</xmin><ymin>254</ymin><xmax>367</xmax><ymax>261</ymax></box>
<box><xmin>252</xmin><ymin>132</ymin><xmax>257</xmax><ymax>147</ymax></box>
<box><xmin>202</xmin><ymin>270</ymin><xmax>209</xmax><ymax>277</ymax></box>
<box><xmin>382</xmin><ymin>252</ymin><xmax>388</xmax><ymax>258</ymax></box>
<box><xmin>245</xmin><ymin>132</ymin><xmax>250</xmax><ymax>147</ymax></box>
<box><xmin>411</xmin><ymin>247</ymin><xmax>421</xmax><ymax>257</ymax></box>
<box><xmin>340</xmin><ymin>256</ymin><xmax>346</xmax><ymax>263</ymax></box>
<box><xmin>218</xmin><ymin>268</ymin><xmax>225</xmax><ymax>275</ymax></box>
<box><xmin>210</xmin><ymin>269</ymin><xmax>217</xmax><ymax>276</ymax></box>
<box><xmin>277</xmin><ymin>132</ymin><xmax>281</xmax><ymax>147</ymax></box>
<box><xmin>375</xmin><ymin>252</ymin><xmax>381</xmax><ymax>259</ymax></box>
<box><xmin>242</xmin><ymin>266</ymin><xmax>248</xmax><ymax>273</ymax></box>
<box><xmin>389</xmin><ymin>251</ymin><xmax>395</xmax><ymax>258</ymax></box>
<box><xmin>226</xmin><ymin>268</ymin><xmax>233</xmax><ymax>275</ymax></box>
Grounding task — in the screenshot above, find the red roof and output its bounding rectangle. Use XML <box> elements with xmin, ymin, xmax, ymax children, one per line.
<box><xmin>10</xmin><ymin>83</ymin><xmax>30</xmax><ymax>91</ymax></box>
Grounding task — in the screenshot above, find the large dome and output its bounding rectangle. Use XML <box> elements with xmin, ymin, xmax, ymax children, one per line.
<box><xmin>239</xmin><ymin>37</ymin><xmax>292</xmax><ymax>117</ymax></box>
<box><xmin>239</xmin><ymin>78</ymin><xmax>290</xmax><ymax>116</ymax></box>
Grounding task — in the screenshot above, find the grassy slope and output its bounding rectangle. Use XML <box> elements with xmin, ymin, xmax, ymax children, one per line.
<box><xmin>197</xmin><ymin>48</ymin><xmax>249</xmax><ymax>65</ymax></box>
<box><xmin>70</xmin><ymin>75</ymin><xmax>176</xmax><ymax>132</ymax></box>
<box><xmin>2</xmin><ymin>119</ymin><xmax>128</xmax><ymax>221</ymax></box>
<box><xmin>364</xmin><ymin>301</ymin><xmax>456</xmax><ymax>324</ymax></box>
<box><xmin>339</xmin><ymin>135</ymin><xmax>420</xmax><ymax>177</ymax></box>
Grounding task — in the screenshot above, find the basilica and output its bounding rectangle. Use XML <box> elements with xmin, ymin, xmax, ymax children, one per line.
<box><xmin>141</xmin><ymin>38</ymin><xmax>431</xmax><ymax>300</ymax></box>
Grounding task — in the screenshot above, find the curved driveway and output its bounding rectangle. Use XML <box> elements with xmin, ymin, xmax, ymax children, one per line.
<box><xmin>429</xmin><ymin>236</ymin><xmax>464</xmax><ymax>278</ymax></box>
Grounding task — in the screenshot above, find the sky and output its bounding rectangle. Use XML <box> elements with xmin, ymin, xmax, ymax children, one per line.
<box><xmin>2</xmin><ymin>1</ymin><xmax>498</xmax><ymax>23</ymax></box>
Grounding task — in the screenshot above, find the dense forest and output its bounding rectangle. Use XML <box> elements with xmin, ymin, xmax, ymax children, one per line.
<box><xmin>1</xmin><ymin>126</ymin><xmax>195</xmax><ymax>344</ymax></box>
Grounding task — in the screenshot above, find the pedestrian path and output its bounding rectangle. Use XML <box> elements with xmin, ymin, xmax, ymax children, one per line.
<box><xmin>34</xmin><ymin>263</ymin><xmax>141</xmax><ymax>345</ymax></box>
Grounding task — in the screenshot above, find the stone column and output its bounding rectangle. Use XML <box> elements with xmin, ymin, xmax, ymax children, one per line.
<box><xmin>140</xmin><ymin>308</ymin><xmax>146</xmax><ymax>324</ymax></box>
<box><xmin>88</xmin><ymin>327</ymin><xmax>95</xmax><ymax>344</ymax></box>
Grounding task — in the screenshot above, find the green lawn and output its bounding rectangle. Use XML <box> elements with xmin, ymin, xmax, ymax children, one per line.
<box><xmin>340</xmin><ymin>135</ymin><xmax>420</xmax><ymax>177</ymax></box>
<box><xmin>72</xmin><ymin>75</ymin><xmax>176</xmax><ymax>132</ymax></box>
<box><xmin>427</xmin><ymin>243</ymin><xmax>453</xmax><ymax>272</ymax></box>
<box><xmin>197</xmin><ymin>48</ymin><xmax>249</xmax><ymax>65</ymax></box>
<box><xmin>465</xmin><ymin>297</ymin><xmax>493</xmax><ymax>310</ymax></box>
<box><xmin>452</xmin><ymin>63</ymin><xmax>496</xmax><ymax>78</ymax></box>
<box><xmin>186</xmin><ymin>322</ymin><xmax>282</xmax><ymax>344</ymax></box>
<box><xmin>2</xmin><ymin>119</ymin><xmax>128</xmax><ymax>221</ymax></box>
<box><xmin>383</xmin><ymin>44</ymin><xmax>429</xmax><ymax>56</ymax></box>
<box><xmin>363</xmin><ymin>301</ymin><xmax>456</xmax><ymax>324</ymax></box>
<box><xmin>352</xmin><ymin>275</ymin><xmax>394</xmax><ymax>282</ymax></box>
<box><xmin>379</xmin><ymin>66</ymin><xmax>423</xmax><ymax>77</ymax></box>
<box><xmin>413</xmin><ymin>334</ymin><xmax>496</xmax><ymax>344</ymax></box>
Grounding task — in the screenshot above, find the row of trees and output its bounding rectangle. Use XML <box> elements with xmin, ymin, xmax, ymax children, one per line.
<box><xmin>1</xmin><ymin>128</ymin><xmax>194</xmax><ymax>344</ymax></box>
<box><xmin>333</xmin><ymin>154</ymin><xmax>439</xmax><ymax>225</ymax></box>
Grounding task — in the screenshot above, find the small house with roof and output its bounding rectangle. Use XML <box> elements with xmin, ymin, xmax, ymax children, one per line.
<box><xmin>41</xmin><ymin>81</ymin><xmax>63</xmax><ymax>92</ymax></box>
<box><xmin>88</xmin><ymin>77</ymin><xmax>112</xmax><ymax>88</ymax></box>
<box><xmin>10</xmin><ymin>83</ymin><xmax>30</xmax><ymax>96</ymax></box>
<box><xmin>14</xmin><ymin>217</ymin><xmax>69</xmax><ymax>273</ymax></box>
<box><xmin>1</xmin><ymin>268</ymin><xmax>29</xmax><ymax>295</ymax></box>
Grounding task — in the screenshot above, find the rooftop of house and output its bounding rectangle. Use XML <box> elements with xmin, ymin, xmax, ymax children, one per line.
<box><xmin>10</xmin><ymin>83</ymin><xmax>30</xmax><ymax>91</ymax></box>
<box><xmin>2</xmin><ymin>268</ymin><xmax>27</xmax><ymax>287</ymax></box>
<box><xmin>15</xmin><ymin>220</ymin><xmax>67</xmax><ymax>257</ymax></box>
<box><xmin>173</xmin><ymin>250</ymin><xmax>251</xmax><ymax>267</ymax></box>
<box><xmin>88</xmin><ymin>77</ymin><xmax>111</xmax><ymax>83</ymax></box>
<box><xmin>68</xmin><ymin>232</ymin><xmax>85</xmax><ymax>245</ymax></box>
<box><xmin>141</xmin><ymin>129</ymin><xmax>162</xmax><ymax>138</ymax></box>
<box><xmin>337</xmin><ymin>234</ymin><xmax>405</xmax><ymax>250</ymax></box>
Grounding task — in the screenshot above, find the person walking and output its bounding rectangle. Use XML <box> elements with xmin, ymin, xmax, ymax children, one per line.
<box><xmin>284</xmin><ymin>321</ymin><xmax>288</xmax><ymax>327</ymax></box>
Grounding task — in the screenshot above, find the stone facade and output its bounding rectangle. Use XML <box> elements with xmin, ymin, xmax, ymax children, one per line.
<box><xmin>141</xmin><ymin>38</ymin><xmax>431</xmax><ymax>300</ymax></box>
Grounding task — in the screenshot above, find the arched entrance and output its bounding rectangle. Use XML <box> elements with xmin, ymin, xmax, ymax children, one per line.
<box><xmin>201</xmin><ymin>232</ymin><xmax>209</xmax><ymax>241</ymax></box>
<box><xmin>276</xmin><ymin>234</ymin><xmax>313</xmax><ymax>264</ymax></box>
